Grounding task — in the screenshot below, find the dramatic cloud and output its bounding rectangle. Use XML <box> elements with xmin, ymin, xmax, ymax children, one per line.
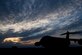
<box><xmin>0</xmin><ymin>0</ymin><xmax>82</xmax><ymax>47</ymax></box>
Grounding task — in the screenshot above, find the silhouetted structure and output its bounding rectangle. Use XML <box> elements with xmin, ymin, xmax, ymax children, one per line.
<box><xmin>61</xmin><ymin>31</ymin><xmax>82</xmax><ymax>46</ymax></box>
<box><xmin>35</xmin><ymin>36</ymin><xmax>69</xmax><ymax>48</ymax></box>
<box><xmin>61</xmin><ymin>31</ymin><xmax>71</xmax><ymax>46</ymax></box>
<box><xmin>35</xmin><ymin>31</ymin><xmax>82</xmax><ymax>48</ymax></box>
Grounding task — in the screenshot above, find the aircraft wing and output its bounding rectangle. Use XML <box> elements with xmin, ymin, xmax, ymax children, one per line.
<box><xmin>59</xmin><ymin>37</ymin><xmax>80</xmax><ymax>41</ymax></box>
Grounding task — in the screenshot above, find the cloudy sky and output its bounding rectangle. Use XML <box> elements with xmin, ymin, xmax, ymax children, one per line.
<box><xmin>0</xmin><ymin>0</ymin><xmax>82</xmax><ymax>47</ymax></box>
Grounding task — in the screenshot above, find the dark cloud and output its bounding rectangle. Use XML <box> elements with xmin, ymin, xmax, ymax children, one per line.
<box><xmin>0</xmin><ymin>0</ymin><xmax>81</xmax><ymax>22</ymax></box>
<box><xmin>0</xmin><ymin>0</ymin><xmax>82</xmax><ymax>44</ymax></box>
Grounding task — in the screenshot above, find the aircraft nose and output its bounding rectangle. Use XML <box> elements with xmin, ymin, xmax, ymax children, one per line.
<box><xmin>35</xmin><ymin>42</ymin><xmax>41</xmax><ymax>46</ymax></box>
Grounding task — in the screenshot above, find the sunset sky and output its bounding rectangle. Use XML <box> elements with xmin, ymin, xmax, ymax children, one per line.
<box><xmin>0</xmin><ymin>0</ymin><xmax>82</xmax><ymax>48</ymax></box>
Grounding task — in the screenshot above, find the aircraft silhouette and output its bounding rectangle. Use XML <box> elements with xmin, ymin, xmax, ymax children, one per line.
<box><xmin>61</xmin><ymin>31</ymin><xmax>82</xmax><ymax>45</ymax></box>
<box><xmin>35</xmin><ymin>31</ymin><xmax>82</xmax><ymax>48</ymax></box>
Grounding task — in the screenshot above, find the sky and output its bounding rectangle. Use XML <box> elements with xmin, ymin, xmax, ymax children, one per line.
<box><xmin>0</xmin><ymin>0</ymin><xmax>82</xmax><ymax>48</ymax></box>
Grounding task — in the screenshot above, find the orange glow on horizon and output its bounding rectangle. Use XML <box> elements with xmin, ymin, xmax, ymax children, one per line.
<box><xmin>3</xmin><ymin>37</ymin><xmax>21</xmax><ymax>43</ymax></box>
<box><xmin>20</xmin><ymin>39</ymin><xmax>40</xmax><ymax>46</ymax></box>
<box><xmin>3</xmin><ymin>37</ymin><xmax>40</xmax><ymax>46</ymax></box>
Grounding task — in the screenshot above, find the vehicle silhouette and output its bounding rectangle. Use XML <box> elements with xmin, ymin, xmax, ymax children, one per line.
<box><xmin>35</xmin><ymin>31</ymin><xmax>82</xmax><ymax>48</ymax></box>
